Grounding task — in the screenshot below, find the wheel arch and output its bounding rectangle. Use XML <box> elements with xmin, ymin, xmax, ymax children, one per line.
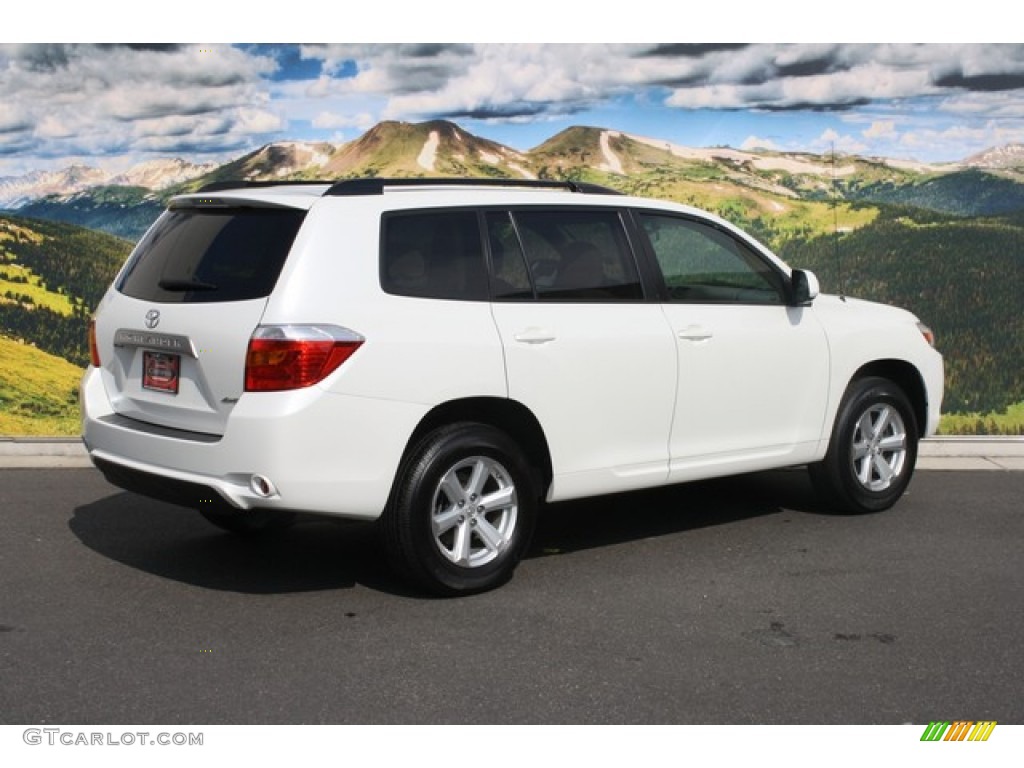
<box><xmin>848</xmin><ymin>359</ymin><xmax>929</xmax><ymax>437</ymax></box>
<box><xmin>403</xmin><ymin>397</ymin><xmax>553</xmax><ymax>500</ymax></box>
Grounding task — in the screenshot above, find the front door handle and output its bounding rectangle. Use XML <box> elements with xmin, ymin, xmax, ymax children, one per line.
<box><xmin>513</xmin><ymin>328</ymin><xmax>557</xmax><ymax>345</ymax></box>
<box><xmin>677</xmin><ymin>325</ymin><xmax>713</xmax><ymax>341</ymax></box>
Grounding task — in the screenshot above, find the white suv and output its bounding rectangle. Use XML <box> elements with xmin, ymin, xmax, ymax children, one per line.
<box><xmin>81</xmin><ymin>178</ymin><xmax>944</xmax><ymax>594</ymax></box>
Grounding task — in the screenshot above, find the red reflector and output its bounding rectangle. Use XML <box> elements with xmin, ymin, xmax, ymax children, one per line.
<box><xmin>88</xmin><ymin>318</ymin><xmax>101</xmax><ymax>367</ymax></box>
<box><xmin>244</xmin><ymin>338</ymin><xmax>362</xmax><ymax>391</ymax></box>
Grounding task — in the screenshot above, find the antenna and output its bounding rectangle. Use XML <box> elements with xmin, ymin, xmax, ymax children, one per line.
<box><xmin>831</xmin><ymin>142</ymin><xmax>846</xmax><ymax>301</ymax></box>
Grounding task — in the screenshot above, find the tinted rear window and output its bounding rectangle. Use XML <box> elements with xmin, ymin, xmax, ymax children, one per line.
<box><xmin>117</xmin><ymin>207</ymin><xmax>305</xmax><ymax>303</ymax></box>
<box><xmin>380</xmin><ymin>210</ymin><xmax>487</xmax><ymax>301</ymax></box>
<box><xmin>511</xmin><ymin>209</ymin><xmax>643</xmax><ymax>301</ymax></box>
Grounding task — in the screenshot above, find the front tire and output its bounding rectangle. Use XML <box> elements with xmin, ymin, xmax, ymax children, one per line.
<box><xmin>810</xmin><ymin>377</ymin><xmax>919</xmax><ymax>514</ymax></box>
<box><xmin>382</xmin><ymin>423</ymin><xmax>538</xmax><ymax>596</ymax></box>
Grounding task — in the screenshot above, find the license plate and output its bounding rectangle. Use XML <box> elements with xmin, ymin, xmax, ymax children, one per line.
<box><xmin>142</xmin><ymin>350</ymin><xmax>180</xmax><ymax>394</ymax></box>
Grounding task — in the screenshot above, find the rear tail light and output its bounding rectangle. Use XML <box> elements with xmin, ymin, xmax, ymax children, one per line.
<box><xmin>244</xmin><ymin>325</ymin><xmax>364</xmax><ymax>392</ymax></box>
<box><xmin>88</xmin><ymin>318</ymin><xmax>100</xmax><ymax>367</ymax></box>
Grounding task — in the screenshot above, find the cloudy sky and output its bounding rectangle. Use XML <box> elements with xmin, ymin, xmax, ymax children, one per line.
<box><xmin>2</xmin><ymin>41</ymin><xmax>1024</xmax><ymax>175</ymax></box>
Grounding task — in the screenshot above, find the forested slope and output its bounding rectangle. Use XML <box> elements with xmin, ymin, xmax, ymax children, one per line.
<box><xmin>779</xmin><ymin>208</ymin><xmax>1023</xmax><ymax>413</ymax></box>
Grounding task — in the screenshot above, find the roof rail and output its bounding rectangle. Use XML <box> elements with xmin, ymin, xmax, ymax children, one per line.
<box><xmin>322</xmin><ymin>177</ymin><xmax>622</xmax><ymax>197</ymax></box>
<box><xmin>196</xmin><ymin>180</ymin><xmax>331</xmax><ymax>193</ymax></box>
<box><xmin>195</xmin><ymin>177</ymin><xmax>624</xmax><ymax>197</ymax></box>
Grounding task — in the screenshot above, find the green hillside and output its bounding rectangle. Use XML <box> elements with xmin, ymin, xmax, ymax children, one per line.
<box><xmin>323</xmin><ymin>120</ymin><xmax>524</xmax><ymax>179</ymax></box>
<box><xmin>0</xmin><ymin>214</ymin><xmax>131</xmax><ymax>306</ymax></box>
<box><xmin>0</xmin><ymin>214</ymin><xmax>130</xmax><ymax>368</ymax></box>
<box><xmin>1</xmin><ymin>262</ymin><xmax>76</xmax><ymax>315</ymax></box>
<box><xmin>0</xmin><ymin>335</ymin><xmax>82</xmax><ymax>435</ymax></box>
<box><xmin>16</xmin><ymin>185</ymin><xmax>164</xmax><ymax>241</ymax></box>
<box><xmin>843</xmin><ymin>168</ymin><xmax>1024</xmax><ymax>217</ymax></box>
<box><xmin>939</xmin><ymin>402</ymin><xmax>1024</xmax><ymax>435</ymax></box>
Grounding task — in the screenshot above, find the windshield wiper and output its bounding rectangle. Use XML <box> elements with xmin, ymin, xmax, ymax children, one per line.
<box><xmin>158</xmin><ymin>278</ymin><xmax>218</xmax><ymax>292</ymax></box>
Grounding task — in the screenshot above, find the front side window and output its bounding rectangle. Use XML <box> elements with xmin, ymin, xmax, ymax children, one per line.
<box><xmin>381</xmin><ymin>210</ymin><xmax>487</xmax><ymax>300</ymax></box>
<box><xmin>639</xmin><ymin>213</ymin><xmax>786</xmax><ymax>304</ymax></box>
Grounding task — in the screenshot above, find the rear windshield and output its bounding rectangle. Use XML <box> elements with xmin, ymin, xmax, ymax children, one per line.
<box><xmin>117</xmin><ymin>207</ymin><xmax>305</xmax><ymax>303</ymax></box>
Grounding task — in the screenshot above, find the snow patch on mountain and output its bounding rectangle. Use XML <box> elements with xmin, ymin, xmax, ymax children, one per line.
<box><xmin>883</xmin><ymin>157</ymin><xmax>954</xmax><ymax>173</ymax></box>
<box><xmin>0</xmin><ymin>166</ymin><xmax>107</xmax><ymax>208</ymax></box>
<box><xmin>109</xmin><ymin>158</ymin><xmax>215</xmax><ymax>189</ymax></box>
<box><xmin>508</xmin><ymin>163</ymin><xmax>536</xmax><ymax>179</ymax></box>
<box><xmin>625</xmin><ymin>132</ymin><xmax>859</xmax><ymax>177</ymax></box>
<box><xmin>0</xmin><ymin>158</ymin><xmax>212</xmax><ymax>208</ymax></box>
<box><xmin>964</xmin><ymin>144</ymin><xmax>1024</xmax><ymax>169</ymax></box>
<box><xmin>598</xmin><ymin>131</ymin><xmax>624</xmax><ymax>175</ymax></box>
<box><xmin>249</xmin><ymin>142</ymin><xmax>334</xmax><ymax>177</ymax></box>
<box><xmin>418</xmin><ymin>131</ymin><xmax>440</xmax><ymax>171</ymax></box>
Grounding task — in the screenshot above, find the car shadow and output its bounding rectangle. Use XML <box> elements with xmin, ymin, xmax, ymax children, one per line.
<box><xmin>70</xmin><ymin>468</ymin><xmax>827</xmax><ymax>597</ymax></box>
<box><xmin>68</xmin><ymin>493</ymin><xmax>410</xmax><ymax>595</ymax></box>
<box><xmin>533</xmin><ymin>467</ymin><xmax>826</xmax><ymax>556</ymax></box>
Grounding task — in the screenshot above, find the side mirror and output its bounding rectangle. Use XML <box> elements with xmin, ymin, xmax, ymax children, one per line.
<box><xmin>791</xmin><ymin>269</ymin><xmax>819</xmax><ymax>306</ymax></box>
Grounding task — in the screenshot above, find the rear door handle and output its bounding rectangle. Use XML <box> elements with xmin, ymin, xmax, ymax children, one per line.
<box><xmin>514</xmin><ymin>328</ymin><xmax>557</xmax><ymax>345</ymax></box>
<box><xmin>677</xmin><ymin>325</ymin><xmax>713</xmax><ymax>341</ymax></box>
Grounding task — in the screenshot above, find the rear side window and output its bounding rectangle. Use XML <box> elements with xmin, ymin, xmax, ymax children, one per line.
<box><xmin>485</xmin><ymin>211</ymin><xmax>533</xmax><ymax>300</ymax></box>
<box><xmin>117</xmin><ymin>207</ymin><xmax>305</xmax><ymax>303</ymax></box>
<box><xmin>381</xmin><ymin>210</ymin><xmax>487</xmax><ymax>301</ymax></box>
<box><xmin>511</xmin><ymin>209</ymin><xmax>643</xmax><ymax>301</ymax></box>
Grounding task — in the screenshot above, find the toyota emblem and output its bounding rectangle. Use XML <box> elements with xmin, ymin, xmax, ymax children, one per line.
<box><xmin>144</xmin><ymin>309</ymin><xmax>160</xmax><ymax>329</ymax></box>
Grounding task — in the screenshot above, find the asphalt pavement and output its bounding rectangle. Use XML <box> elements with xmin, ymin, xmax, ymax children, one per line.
<box><xmin>0</xmin><ymin>465</ymin><xmax>1020</xmax><ymax>724</ymax></box>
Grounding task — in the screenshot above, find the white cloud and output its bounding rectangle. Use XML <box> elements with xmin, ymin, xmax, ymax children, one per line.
<box><xmin>0</xmin><ymin>102</ymin><xmax>32</xmax><ymax>133</ymax></box>
<box><xmin>0</xmin><ymin>44</ymin><xmax>280</xmax><ymax>165</ymax></box>
<box><xmin>939</xmin><ymin>91</ymin><xmax>1024</xmax><ymax>119</ymax></box>
<box><xmin>741</xmin><ymin>135</ymin><xmax>781</xmax><ymax>151</ymax></box>
<box><xmin>35</xmin><ymin>115</ymin><xmax>76</xmax><ymax>139</ymax></box>
<box><xmin>300</xmin><ymin>44</ymin><xmax>655</xmax><ymax>120</ymax></box>
<box><xmin>311</xmin><ymin>111</ymin><xmax>375</xmax><ymax>130</ymax></box>
<box><xmin>897</xmin><ymin>120</ymin><xmax>1024</xmax><ymax>157</ymax></box>
<box><xmin>234</xmin><ymin>108</ymin><xmax>286</xmax><ymax>134</ymax></box>
<box><xmin>4</xmin><ymin>42</ymin><xmax>1024</xmax><ymax>171</ymax></box>
<box><xmin>863</xmin><ymin>120</ymin><xmax>897</xmax><ymax>139</ymax></box>
<box><xmin>814</xmin><ymin>128</ymin><xmax>868</xmax><ymax>154</ymax></box>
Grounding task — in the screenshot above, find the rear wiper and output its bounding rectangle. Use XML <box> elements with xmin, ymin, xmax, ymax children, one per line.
<box><xmin>158</xmin><ymin>278</ymin><xmax>218</xmax><ymax>291</ymax></box>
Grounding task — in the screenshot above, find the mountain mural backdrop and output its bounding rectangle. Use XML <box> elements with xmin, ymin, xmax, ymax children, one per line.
<box><xmin>1</xmin><ymin>119</ymin><xmax>1022</xmax><ymax>434</ymax></box>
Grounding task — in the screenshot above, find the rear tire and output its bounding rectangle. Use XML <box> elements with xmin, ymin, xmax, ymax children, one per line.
<box><xmin>810</xmin><ymin>377</ymin><xmax>919</xmax><ymax>514</ymax></box>
<box><xmin>382</xmin><ymin>422</ymin><xmax>538</xmax><ymax>596</ymax></box>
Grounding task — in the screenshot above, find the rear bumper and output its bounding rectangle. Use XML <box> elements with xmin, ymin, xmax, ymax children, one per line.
<box><xmin>91</xmin><ymin>454</ymin><xmax>225</xmax><ymax>509</ymax></box>
<box><xmin>81</xmin><ymin>367</ymin><xmax>426</xmax><ymax>520</ymax></box>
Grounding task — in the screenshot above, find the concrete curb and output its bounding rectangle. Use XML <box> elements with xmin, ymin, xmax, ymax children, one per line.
<box><xmin>1</xmin><ymin>435</ymin><xmax>1022</xmax><ymax>470</ymax></box>
<box><xmin>917</xmin><ymin>436</ymin><xmax>1024</xmax><ymax>471</ymax></box>
<box><xmin>0</xmin><ymin>437</ymin><xmax>89</xmax><ymax>467</ymax></box>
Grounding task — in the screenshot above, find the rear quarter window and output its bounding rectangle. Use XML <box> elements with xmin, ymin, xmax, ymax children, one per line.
<box><xmin>380</xmin><ymin>210</ymin><xmax>488</xmax><ymax>301</ymax></box>
<box><xmin>117</xmin><ymin>207</ymin><xmax>305</xmax><ymax>303</ymax></box>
